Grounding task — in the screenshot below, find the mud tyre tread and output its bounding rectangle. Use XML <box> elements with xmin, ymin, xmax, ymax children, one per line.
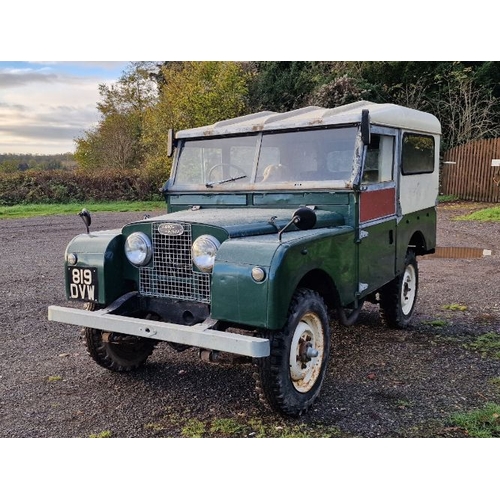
<box><xmin>82</xmin><ymin>303</ymin><xmax>156</xmax><ymax>372</ymax></box>
<box><xmin>379</xmin><ymin>250</ymin><xmax>418</xmax><ymax>329</ymax></box>
<box><xmin>254</xmin><ymin>288</ymin><xmax>330</xmax><ymax>417</ymax></box>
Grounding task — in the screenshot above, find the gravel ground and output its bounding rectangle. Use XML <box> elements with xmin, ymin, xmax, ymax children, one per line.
<box><xmin>0</xmin><ymin>202</ymin><xmax>499</xmax><ymax>438</ymax></box>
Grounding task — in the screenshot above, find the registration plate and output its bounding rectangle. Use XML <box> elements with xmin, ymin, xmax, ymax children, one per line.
<box><xmin>67</xmin><ymin>266</ymin><xmax>98</xmax><ymax>302</ymax></box>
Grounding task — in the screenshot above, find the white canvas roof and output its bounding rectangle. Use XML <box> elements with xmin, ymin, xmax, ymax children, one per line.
<box><xmin>176</xmin><ymin>101</ymin><xmax>441</xmax><ymax>139</ymax></box>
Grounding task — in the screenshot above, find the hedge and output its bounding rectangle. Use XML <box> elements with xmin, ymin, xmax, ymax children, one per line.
<box><xmin>0</xmin><ymin>169</ymin><xmax>166</xmax><ymax>205</ymax></box>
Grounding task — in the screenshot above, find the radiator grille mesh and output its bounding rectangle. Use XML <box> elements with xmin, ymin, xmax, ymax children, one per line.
<box><xmin>139</xmin><ymin>222</ymin><xmax>211</xmax><ymax>303</ymax></box>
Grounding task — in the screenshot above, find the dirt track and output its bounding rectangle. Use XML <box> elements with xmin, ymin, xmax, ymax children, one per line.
<box><xmin>0</xmin><ymin>203</ymin><xmax>499</xmax><ymax>438</ymax></box>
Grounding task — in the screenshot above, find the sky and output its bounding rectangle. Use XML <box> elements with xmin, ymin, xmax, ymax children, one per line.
<box><xmin>0</xmin><ymin>61</ymin><xmax>130</xmax><ymax>155</ymax></box>
<box><xmin>0</xmin><ymin>2</ymin><xmax>492</xmax><ymax>157</ymax></box>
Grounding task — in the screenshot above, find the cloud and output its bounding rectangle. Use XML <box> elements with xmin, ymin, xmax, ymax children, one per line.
<box><xmin>0</xmin><ymin>123</ymin><xmax>86</xmax><ymax>140</ymax></box>
<box><xmin>0</xmin><ymin>62</ymin><xmax>128</xmax><ymax>154</ymax></box>
<box><xmin>0</xmin><ymin>66</ymin><xmax>59</xmax><ymax>88</ymax></box>
<box><xmin>0</xmin><ymin>102</ymin><xmax>28</xmax><ymax>112</ymax></box>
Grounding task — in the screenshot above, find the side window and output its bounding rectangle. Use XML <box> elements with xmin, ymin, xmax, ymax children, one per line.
<box><xmin>362</xmin><ymin>134</ymin><xmax>394</xmax><ymax>183</ymax></box>
<box><xmin>401</xmin><ymin>133</ymin><xmax>435</xmax><ymax>174</ymax></box>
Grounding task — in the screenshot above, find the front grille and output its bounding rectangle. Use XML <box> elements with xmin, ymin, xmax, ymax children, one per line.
<box><xmin>139</xmin><ymin>222</ymin><xmax>211</xmax><ymax>303</ymax></box>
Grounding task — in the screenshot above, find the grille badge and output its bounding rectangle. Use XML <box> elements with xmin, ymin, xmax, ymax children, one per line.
<box><xmin>158</xmin><ymin>223</ymin><xmax>184</xmax><ymax>236</ymax></box>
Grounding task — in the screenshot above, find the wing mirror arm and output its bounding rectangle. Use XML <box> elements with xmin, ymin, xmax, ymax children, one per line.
<box><xmin>78</xmin><ymin>208</ymin><xmax>91</xmax><ymax>234</ymax></box>
<box><xmin>278</xmin><ymin>207</ymin><xmax>317</xmax><ymax>241</ymax></box>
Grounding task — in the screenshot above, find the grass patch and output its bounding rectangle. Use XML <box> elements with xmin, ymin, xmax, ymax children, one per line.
<box><xmin>210</xmin><ymin>418</ymin><xmax>247</xmax><ymax>437</ymax></box>
<box><xmin>466</xmin><ymin>332</ymin><xmax>500</xmax><ymax>359</ymax></box>
<box><xmin>0</xmin><ymin>201</ymin><xmax>165</xmax><ymax>219</ymax></box>
<box><xmin>243</xmin><ymin>418</ymin><xmax>342</xmax><ymax>438</ymax></box>
<box><xmin>181</xmin><ymin>419</ymin><xmax>206</xmax><ymax>438</ymax></box>
<box><xmin>144</xmin><ymin>423</ymin><xmax>166</xmax><ymax>432</ymax></box>
<box><xmin>442</xmin><ymin>303</ymin><xmax>468</xmax><ymax>311</ymax></box>
<box><xmin>489</xmin><ymin>377</ymin><xmax>500</xmax><ymax>388</ymax></box>
<box><xmin>396</xmin><ymin>399</ymin><xmax>412</xmax><ymax>409</ymax></box>
<box><xmin>450</xmin><ymin>403</ymin><xmax>500</xmax><ymax>437</ymax></box>
<box><xmin>148</xmin><ymin>413</ymin><xmax>344</xmax><ymax>438</ymax></box>
<box><xmin>438</xmin><ymin>194</ymin><xmax>460</xmax><ymax>203</ymax></box>
<box><xmin>423</xmin><ymin>319</ymin><xmax>448</xmax><ymax>328</ymax></box>
<box><xmin>89</xmin><ymin>430</ymin><xmax>112</xmax><ymax>438</ymax></box>
<box><xmin>456</xmin><ymin>206</ymin><xmax>500</xmax><ymax>222</ymax></box>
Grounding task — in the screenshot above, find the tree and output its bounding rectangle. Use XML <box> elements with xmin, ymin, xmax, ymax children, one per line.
<box><xmin>75</xmin><ymin>113</ymin><xmax>144</xmax><ymax>171</ymax></box>
<box><xmin>433</xmin><ymin>66</ymin><xmax>500</xmax><ymax>149</ymax></box>
<box><xmin>306</xmin><ymin>75</ymin><xmax>368</xmax><ymax>108</ymax></box>
<box><xmin>248</xmin><ymin>61</ymin><xmax>316</xmax><ymax>112</ymax></box>
<box><xmin>0</xmin><ymin>159</ymin><xmax>18</xmax><ymax>174</ymax></box>
<box><xmin>74</xmin><ymin>62</ymin><xmax>158</xmax><ymax>171</ymax></box>
<box><xmin>142</xmin><ymin>61</ymin><xmax>249</xmax><ymax>176</ymax></box>
<box><xmin>97</xmin><ymin>61</ymin><xmax>159</xmax><ymax>116</ymax></box>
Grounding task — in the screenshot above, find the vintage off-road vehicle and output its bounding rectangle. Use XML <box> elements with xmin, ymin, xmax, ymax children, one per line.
<box><xmin>48</xmin><ymin>101</ymin><xmax>440</xmax><ymax>416</ymax></box>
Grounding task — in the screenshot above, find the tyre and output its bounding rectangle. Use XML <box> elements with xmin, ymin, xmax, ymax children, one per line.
<box><xmin>379</xmin><ymin>250</ymin><xmax>418</xmax><ymax>329</ymax></box>
<box><xmin>254</xmin><ymin>288</ymin><xmax>331</xmax><ymax>417</ymax></box>
<box><xmin>83</xmin><ymin>303</ymin><xmax>157</xmax><ymax>372</ymax></box>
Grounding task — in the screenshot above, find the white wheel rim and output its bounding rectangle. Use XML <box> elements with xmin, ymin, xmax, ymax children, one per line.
<box><xmin>401</xmin><ymin>264</ymin><xmax>416</xmax><ymax>315</ymax></box>
<box><xmin>289</xmin><ymin>312</ymin><xmax>325</xmax><ymax>393</ymax></box>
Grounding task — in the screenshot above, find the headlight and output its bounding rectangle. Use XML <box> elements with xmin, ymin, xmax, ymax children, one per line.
<box><xmin>125</xmin><ymin>232</ymin><xmax>152</xmax><ymax>266</ymax></box>
<box><xmin>192</xmin><ymin>235</ymin><xmax>220</xmax><ymax>273</ymax></box>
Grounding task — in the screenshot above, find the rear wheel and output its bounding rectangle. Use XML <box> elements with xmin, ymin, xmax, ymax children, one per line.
<box><xmin>83</xmin><ymin>303</ymin><xmax>157</xmax><ymax>372</ymax></box>
<box><xmin>379</xmin><ymin>250</ymin><xmax>418</xmax><ymax>329</ymax></box>
<box><xmin>254</xmin><ymin>288</ymin><xmax>330</xmax><ymax>417</ymax></box>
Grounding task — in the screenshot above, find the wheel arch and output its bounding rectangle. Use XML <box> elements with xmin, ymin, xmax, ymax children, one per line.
<box><xmin>408</xmin><ymin>230</ymin><xmax>429</xmax><ymax>256</ymax></box>
<box><xmin>296</xmin><ymin>268</ymin><xmax>341</xmax><ymax>311</ymax></box>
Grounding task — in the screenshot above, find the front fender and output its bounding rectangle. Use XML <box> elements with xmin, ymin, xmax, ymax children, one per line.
<box><xmin>64</xmin><ymin>229</ymin><xmax>132</xmax><ymax>305</ymax></box>
<box><xmin>210</xmin><ymin>226</ymin><xmax>355</xmax><ymax>330</ymax></box>
<box><xmin>210</xmin><ymin>235</ymin><xmax>277</xmax><ymax>328</ymax></box>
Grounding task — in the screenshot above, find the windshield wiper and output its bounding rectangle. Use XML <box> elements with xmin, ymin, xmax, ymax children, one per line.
<box><xmin>205</xmin><ymin>175</ymin><xmax>247</xmax><ymax>188</ymax></box>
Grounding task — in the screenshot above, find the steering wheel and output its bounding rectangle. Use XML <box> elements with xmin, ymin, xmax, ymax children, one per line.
<box><xmin>207</xmin><ymin>163</ymin><xmax>247</xmax><ymax>183</ymax></box>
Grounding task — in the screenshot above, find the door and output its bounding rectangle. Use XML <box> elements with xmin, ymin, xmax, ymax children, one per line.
<box><xmin>357</xmin><ymin>132</ymin><xmax>397</xmax><ymax>296</ymax></box>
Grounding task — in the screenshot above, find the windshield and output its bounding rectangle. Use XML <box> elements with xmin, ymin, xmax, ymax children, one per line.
<box><xmin>173</xmin><ymin>127</ymin><xmax>358</xmax><ymax>188</ymax></box>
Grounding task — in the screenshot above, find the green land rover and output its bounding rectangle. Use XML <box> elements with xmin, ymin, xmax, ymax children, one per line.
<box><xmin>48</xmin><ymin>101</ymin><xmax>441</xmax><ymax>416</ymax></box>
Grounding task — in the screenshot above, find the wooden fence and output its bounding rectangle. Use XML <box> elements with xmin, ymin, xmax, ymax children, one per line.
<box><xmin>441</xmin><ymin>138</ymin><xmax>500</xmax><ymax>203</ymax></box>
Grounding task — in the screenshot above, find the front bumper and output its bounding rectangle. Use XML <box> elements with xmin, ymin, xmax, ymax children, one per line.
<box><xmin>48</xmin><ymin>305</ymin><xmax>270</xmax><ymax>358</ymax></box>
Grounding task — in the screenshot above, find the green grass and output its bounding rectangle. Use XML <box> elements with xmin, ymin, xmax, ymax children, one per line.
<box><xmin>147</xmin><ymin>414</ymin><xmax>344</xmax><ymax>438</ymax></box>
<box><xmin>181</xmin><ymin>419</ymin><xmax>206</xmax><ymax>438</ymax></box>
<box><xmin>438</xmin><ymin>194</ymin><xmax>460</xmax><ymax>203</ymax></box>
<box><xmin>0</xmin><ymin>201</ymin><xmax>166</xmax><ymax>219</ymax></box>
<box><xmin>442</xmin><ymin>303</ymin><xmax>468</xmax><ymax>311</ymax></box>
<box><xmin>466</xmin><ymin>332</ymin><xmax>500</xmax><ymax>359</ymax></box>
<box><xmin>89</xmin><ymin>430</ymin><xmax>113</xmax><ymax>438</ymax></box>
<box><xmin>456</xmin><ymin>206</ymin><xmax>500</xmax><ymax>222</ymax></box>
<box><xmin>450</xmin><ymin>403</ymin><xmax>500</xmax><ymax>437</ymax></box>
<box><xmin>489</xmin><ymin>377</ymin><xmax>500</xmax><ymax>388</ymax></box>
<box><xmin>423</xmin><ymin>319</ymin><xmax>449</xmax><ymax>328</ymax></box>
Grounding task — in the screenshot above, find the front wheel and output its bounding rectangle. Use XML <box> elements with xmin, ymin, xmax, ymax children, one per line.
<box><xmin>83</xmin><ymin>303</ymin><xmax>157</xmax><ymax>372</ymax></box>
<box><xmin>379</xmin><ymin>250</ymin><xmax>419</xmax><ymax>329</ymax></box>
<box><xmin>254</xmin><ymin>289</ymin><xmax>331</xmax><ymax>417</ymax></box>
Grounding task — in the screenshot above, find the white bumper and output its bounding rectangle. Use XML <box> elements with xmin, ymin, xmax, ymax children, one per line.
<box><xmin>48</xmin><ymin>305</ymin><xmax>270</xmax><ymax>358</ymax></box>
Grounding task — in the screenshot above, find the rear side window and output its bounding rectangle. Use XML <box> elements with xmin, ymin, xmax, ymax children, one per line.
<box><xmin>401</xmin><ymin>133</ymin><xmax>435</xmax><ymax>175</ymax></box>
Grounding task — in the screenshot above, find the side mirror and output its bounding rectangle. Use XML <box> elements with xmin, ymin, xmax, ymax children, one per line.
<box><xmin>361</xmin><ymin>109</ymin><xmax>371</xmax><ymax>145</ymax></box>
<box><xmin>292</xmin><ymin>207</ymin><xmax>317</xmax><ymax>230</ymax></box>
<box><xmin>278</xmin><ymin>207</ymin><xmax>317</xmax><ymax>241</ymax></box>
<box><xmin>78</xmin><ymin>208</ymin><xmax>91</xmax><ymax>234</ymax></box>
